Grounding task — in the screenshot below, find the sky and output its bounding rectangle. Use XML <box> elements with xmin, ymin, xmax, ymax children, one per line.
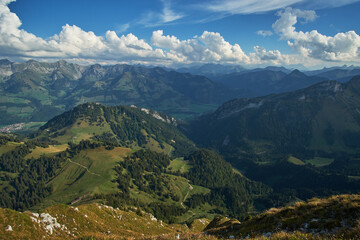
<box><xmin>1</xmin><ymin>0</ymin><xmax>360</xmax><ymax>69</ymax></box>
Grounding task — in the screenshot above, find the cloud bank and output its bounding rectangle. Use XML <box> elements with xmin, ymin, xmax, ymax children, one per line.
<box><xmin>0</xmin><ymin>0</ymin><xmax>359</xmax><ymax>67</ymax></box>
<box><xmin>0</xmin><ymin>0</ymin><xmax>289</xmax><ymax>65</ymax></box>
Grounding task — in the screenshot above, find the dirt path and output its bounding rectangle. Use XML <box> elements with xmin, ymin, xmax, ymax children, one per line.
<box><xmin>181</xmin><ymin>183</ymin><xmax>193</xmax><ymax>209</ymax></box>
<box><xmin>67</xmin><ymin>158</ymin><xmax>101</xmax><ymax>176</ymax></box>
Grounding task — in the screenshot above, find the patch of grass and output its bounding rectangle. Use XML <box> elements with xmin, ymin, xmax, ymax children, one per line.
<box><xmin>0</xmin><ymin>208</ymin><xmax>47</xmax><ymax>240</ymax></box>
<box><xmin>305</xmin><ymin>157</ymin><xmax>334</xmax><ymax>167</ymax></box>
<box><xmin>288</xmin><ymin>156</ymin><xmax>305</xmax><ymax>165</ymax></box>
<box><xmin>232</xmin><ymin>167</ymin><xmax>243</xmax><ymax>176</ymax></box>
<box><xmin>25</xmin><ymin>144</ymin><xmax>68</xmax><ymax>159</ymax></box>
<box><xmin>168</xmin><ymin>158</ymin><xmax>191</xmax><ymax>173</ymax></box>
<box><xmin>0</xmin><ymin>142</ymin><xmax>23</xmax><ymax>155</ymax></box>
<box><xmin>53</xmin><ymin>117</ymin><xmax>112</xmax><ymax>144</ymax></box>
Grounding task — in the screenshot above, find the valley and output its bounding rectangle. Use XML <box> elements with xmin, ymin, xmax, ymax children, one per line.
<box><xmin>1</xmin><ymin>61</ymin><xmax>360</xmax><ymax>239</ymax></box>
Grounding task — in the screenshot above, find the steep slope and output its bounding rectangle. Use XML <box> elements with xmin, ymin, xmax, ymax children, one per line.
<box><xmin>188</xmin><ymin>76</ymin><xmax>360</xmax><ymax>160</ymax></box>
<box><xmin>204</xmin><ymin>194</ymin><xmax>360</xmax><ymax>239</ymax></box>
<box><xmin>0</xmin><ymin>60</ymin><xmax>235</xmax><ymax>125</ymax></box>
<box><xmin>0</xmin><ymin>203</ymin><xmax>190</xmax><ymax>239</ymax></box>
<box><xmin>3</xmin><ymin>194</ymin><xmax>360</xmax><ymax>239</ymax></box>
<box><xmin>186</xmin><ymin>77</ymin><xmax>360</xmax><ymax>201</ymax></box>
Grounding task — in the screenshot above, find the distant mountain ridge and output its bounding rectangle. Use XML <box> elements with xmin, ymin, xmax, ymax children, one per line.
<box><xmin>215</xmin><ymin>69</ymin><xmax>328</xmax><ymax>98</ymax></box>
<box><xmin>0</xmin><ymin>59</ymin><xmax>237</xmax><ymax>125</ymax></box>
<box><xmin>177</xmin><ymin>63</ymin><xmax>360</xmax><ymax>98</ymax></box>
<box><xmin>2</xmin><ymin>59</ymin><xmax>360</xmax><ymax>125</ymax></box>
<box><xmin>176</xmin><ymin>63</ymin><xmax>246</xmax><ymax>79</ymax></box>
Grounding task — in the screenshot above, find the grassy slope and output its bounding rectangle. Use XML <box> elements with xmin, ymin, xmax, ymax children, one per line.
<box><xmin>205</xmin><ymin>194</ymin><xmax>360</xmax><ymax>239</ymax></box>
<box><xmin>0</xmin><ymin>142</ymin><xmax>22</xmax><ymax>155</ymax></box>
<box><xmin>168</xmin><ymin>158</ymin><xmax>191</xmax><ymax>173</ymax></box>
<box><xmin>39</xmin><ymin>146</ymin><xmax>131</xmax><ymax>208</ymax></box>
<box><xmin>3</xmin><ymin>194</ymin><xmax>360</xmax><ymax>239</ymax></box>
<box><xmin>25</xmin><ymin>144</ymin><xmax>68</xmax><ymax>159</ymax></box>
<box><xmin>52</xmin><ymin>117</ymin><xmax>113</xmax><ymax>144</ymax></box>
<box><xmin>0</xmin><ymin>203</ymin><xmax>191</xmax><ymax>240</ymax></box>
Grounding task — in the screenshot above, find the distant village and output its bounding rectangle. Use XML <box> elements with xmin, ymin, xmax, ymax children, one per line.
<box><xmin>0</xmin><ymin>123</ymin><xmax>25</xmax><ymax>133</ymax></box>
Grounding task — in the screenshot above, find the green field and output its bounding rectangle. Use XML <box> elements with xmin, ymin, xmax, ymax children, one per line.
<box><xmin>25</xmin><ymin>144</ymin><xmax>68</xmax><ymax>159</ymax></box>
<box><xmin>52</xmin><ymin>118</ymin><xmax>112</xmax><ymax>144</ymax></box>
<box><xmin>39</xmin><ymin>146</ymin><xmax>131</xmax><ymax>208</ymax></box>
<box><xmin>168</xmin><ymin>158</ymin><xmax>191</xmax><ymax>173</ymax></box>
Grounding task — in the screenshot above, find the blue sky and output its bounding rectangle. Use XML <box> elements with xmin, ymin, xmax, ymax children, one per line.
<box><xmin>1</xmin><ymin>0</ymin><xmax>360</xmax><ymax>69</ymax></box>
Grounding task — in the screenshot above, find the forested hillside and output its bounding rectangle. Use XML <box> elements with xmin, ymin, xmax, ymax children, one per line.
<box><xmin>0</xmin><ymin>103</ymin><xmax>273</xmax><ymax>224</ymax></box>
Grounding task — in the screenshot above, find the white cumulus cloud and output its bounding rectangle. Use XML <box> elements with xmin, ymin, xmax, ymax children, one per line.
<box><xmin>273</xmin><ymin>7</ymin><xmax>360</xmax><ymax>62</ymax></box>
<box><xmin>0</xmin><ymin>0</ymin><xmax>167</xmax><ymax>63</ymax></box>
<box><xmin>151</xmin><ymin>30</ymin><xmax>250</xmax><ymax>63</ymax></box>
<box><xmin>0</xmin><ymin>0</ymin><xmax>262</xmax><ymax>65</ymax></box>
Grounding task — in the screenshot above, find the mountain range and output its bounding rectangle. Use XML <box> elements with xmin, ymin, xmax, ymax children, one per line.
<box><xmin>0</xmin><ymin>60</ymin><xmax>235</xmax><ymax>125</ymax></box>
<box><xmin>3</xmin><ymin>60</ymin><xmax>360</xmax><ymax>126</ymax></box>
